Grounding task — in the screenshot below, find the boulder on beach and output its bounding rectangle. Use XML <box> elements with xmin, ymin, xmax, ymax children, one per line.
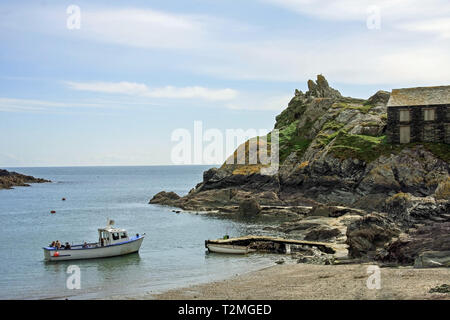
<box><xmin>346</xmin><ymin>213</ymin><xmax>401</xmax><ymax>258</ymax></box>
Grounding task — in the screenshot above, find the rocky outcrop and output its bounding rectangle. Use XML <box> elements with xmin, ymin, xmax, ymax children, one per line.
<box><xmin>414</xmin><ymin>251</ymin><xmax>450</xmax><ymax>268</ymax></box>
<box><xmin>239</xmin><ymin>198</ymin><xmax>261</xmax><ymax>215</ymax></box>
<box><xmin>0</xmin><ymin>169</ymin><xmax>50</xmax><ymax>190</ymax></box>
<box><xmin>304</xmin><ymin>226</ymin><xmax>341</xmax><ymax>242</ymax></box>
<box><xmin>306</xmin><ymin>74</ymin><xmax>342</xmax><ymax>100</ymax></box>
<box><xmin>149</xmin><ymin>75</ymin><xmax>449</xmax><ymax>267</ymax></box>
<box><xmin>149</xmin><ymin>191</ymin><xmax>181</xmax><ymax>206</ymax></box>
<box><xmin>383</xmin><ymin>192</ymin><xmax>450</xmax><ymax>227</ymax></box>
<box><xmin>346</xmin><ymin>213</ymin><xmax>401</xmax><ymax>258</ymax></box>
<box><xmin>378</xmin><ymin>222</ymin><xmax>450</xmax><ymax>265</ymax></box>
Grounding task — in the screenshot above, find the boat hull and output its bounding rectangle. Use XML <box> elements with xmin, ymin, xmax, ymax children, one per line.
<box><xmin>43</xmin><ymin>236</ymin><xmax>144</xmax><ymax>261</ymax></box>
<box><xmin>207</xmin><ymin>244</ymin><xmax>253</xmax><ymax>254</ymax></box>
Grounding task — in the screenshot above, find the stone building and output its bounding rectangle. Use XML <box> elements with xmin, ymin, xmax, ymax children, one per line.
<box><xmin>386</xmin><ymin>86</ymin><xmax>450</xmax><ymax>144</ymax></box>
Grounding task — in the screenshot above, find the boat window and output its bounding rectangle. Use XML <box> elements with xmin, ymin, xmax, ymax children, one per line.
<box><xmin>120</xmin><ymin>232</ymin><xmax>128</xmax><ymax>239</ymax></box>
<box><xmin>112</xmin><ymin>233</ymin><xmax>120</xmax><ymax>240</ymax></box>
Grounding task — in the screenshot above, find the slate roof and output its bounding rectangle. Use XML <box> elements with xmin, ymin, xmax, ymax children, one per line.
<box><xmin>387</xmin><ymin>85</ymin><xmax>450</xmax><ymax>107</ymax></box>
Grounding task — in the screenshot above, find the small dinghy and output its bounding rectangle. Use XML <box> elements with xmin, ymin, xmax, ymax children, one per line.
<box><xmin>206</xmin><ymin>243</ymin><xmax>254</xmax><ymax>254</ymax></box>
<box><xmin>43</xmin><ymin>219</ymin><xmax>144</xmax><ymax>261</ymax></box>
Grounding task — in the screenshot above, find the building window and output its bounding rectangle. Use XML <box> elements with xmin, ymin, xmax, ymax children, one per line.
<box><xmin>399</xmin><ymin>110</ymin><xmax>410</xmax><ymax>122</ymax></box>
<box><xmin>399</xmin><ymin>126</ymin><xmax>410</xmax><ymax>144</ymax></box>
<box><xmin>423</xmin><ymin>108</ymin><xmax>435</xmax><ymax>121</ymax></box>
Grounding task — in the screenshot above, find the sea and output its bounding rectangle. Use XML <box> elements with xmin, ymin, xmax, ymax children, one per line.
<box><xmin>0</xmin><ymin>166</ymin><xmax>288</xmax><ymax>299</ymax></box>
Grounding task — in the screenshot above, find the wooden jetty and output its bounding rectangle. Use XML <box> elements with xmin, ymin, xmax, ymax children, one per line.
<box><xmin>205</xmin><ymin>235</ymin><xmax>336</xmax><ymax>254</ymax></box>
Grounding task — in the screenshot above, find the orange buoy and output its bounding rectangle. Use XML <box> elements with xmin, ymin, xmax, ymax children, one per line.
<box><xmin>50</xmin><ymin>210</ymin><xmax>56</xmax><ymax>214</ymax></box>
<box><xmin>53</xmin><ymin>252</ymin><xmax>59</xmax><ymax>257</ymax></box>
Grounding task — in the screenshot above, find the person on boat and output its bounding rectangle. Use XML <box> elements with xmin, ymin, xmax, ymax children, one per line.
<box><xmin>82</xmin><ymin>242</ymin><xmax>88</xmax><ymax>248</ymax></box>
<box><xmin>55</xmin><ymin>240</ymin><xmax>61</xmax><ymax>249</ymax></box>
<box><xmin>64</xmin><ymin>242</ymin><xmax>71</xmax><ymax>250</ymax></box>
<box><xmin>100</xmin><ymin>238</ymin><xmax>104</xmax><ymax>247</ymax></box>
<box><xmin>50</xmin><ymin>241</ymin><xmax>56</xmax><ymax>247</ymax></box>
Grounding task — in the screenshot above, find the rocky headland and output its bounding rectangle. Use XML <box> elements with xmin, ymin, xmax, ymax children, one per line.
<box><xmin>150</xmin><ymin>75</ymin><xmax>450</xmax><ymax>268</ymax></box>
<box><xmin>0</xmin><ymin>169</ymin><xmax>50</xmax><ymax>189</ymax></box>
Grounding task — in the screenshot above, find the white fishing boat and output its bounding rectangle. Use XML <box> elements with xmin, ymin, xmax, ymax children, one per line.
<box><xmin>43</xmin><ymin>219</ymin><xmax>144</xmax><ymax>261</ymax></box>
<box><xmin>206</xmin><ymin>243</ymin><xmax>254</xmax><ymax>254</ymax></box>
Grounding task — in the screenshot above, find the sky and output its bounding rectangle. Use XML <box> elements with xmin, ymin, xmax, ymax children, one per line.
<box><xmin>1</xmin><ymin>0</ymin><xmax>449</xmax><ymax>167</ymax></box>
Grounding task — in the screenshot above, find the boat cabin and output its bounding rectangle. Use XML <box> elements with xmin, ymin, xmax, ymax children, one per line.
<box><xmin>98</xmin><ymin>226</ymin><xmax>129</xmax><ymax>246</ymax></box>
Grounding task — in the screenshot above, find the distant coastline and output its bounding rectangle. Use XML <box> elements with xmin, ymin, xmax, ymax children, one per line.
<box><xmin>0</xmin><ymin>169</ymin><xmax>50</xmax><ymax>190</ymax></box>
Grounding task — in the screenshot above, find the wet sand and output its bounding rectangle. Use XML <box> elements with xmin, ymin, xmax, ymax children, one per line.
<box><xmin>152</xmin><ymin>264</ymin><xmax>450</xmax><ymax>300</ymax></box>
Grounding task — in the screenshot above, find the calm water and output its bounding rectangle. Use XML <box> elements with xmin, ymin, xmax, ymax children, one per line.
<box><xmin>0</xmin><ymin>166</ymin><xmax>286</xmax><ymax>299</ymax></box>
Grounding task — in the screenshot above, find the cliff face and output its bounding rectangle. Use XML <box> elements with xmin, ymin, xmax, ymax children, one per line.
<box><xmin>173</xmin><ymin>75</ymin><xmax>449</xmax><ymax>212</ymax></box>
<box><xmin>0</xmin><ymin>169</ymin><xmax>50</xmax><ymax>189</ymax></box>
<box><xmin>150</xmin><ymin>75</ymin><xmax>450</xmax><ymax>264</ymax></box>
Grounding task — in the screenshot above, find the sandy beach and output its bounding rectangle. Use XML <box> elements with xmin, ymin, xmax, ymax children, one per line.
<box><xmin>153</xmin><ymin>263</ymin><xmax>450</xmax><ymax>300</ymax></box>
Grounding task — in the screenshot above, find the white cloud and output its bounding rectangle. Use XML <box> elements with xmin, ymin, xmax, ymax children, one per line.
<box><xmin>262</xmin><ymin>0</ymin><xmax>450</xmax><ymax>22</ymax></box>
<box><xmin>0</xmin><ymin>97</ymin><xmax>104</xmax><ymax>112</ymax></box>
<box><xmin>398</xmin><ymin>18</ymin><xmax>450</xmax><ymax>39</ymax></box>
<box><xmin>66</xmin><ymin>81</ymin><xmax>149</xmax><ymax>95</ymax></box>
<box><xmin>226</xmin><ymin>93</ymin><xmax>292</xmax><ymax>111</ymax></box>
<box><xmin>66</xmin><ymin>81</ymin><xmax>238</xmax><ymax>101</ymax></box>
<box><xmin>80</xmin><ymin>9</ymin><xmax>206</xmax><ymax>49</ymax></box>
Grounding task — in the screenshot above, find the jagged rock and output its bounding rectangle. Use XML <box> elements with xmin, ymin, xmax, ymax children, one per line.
<box><xmin>296</xmin><ymin>247</ymin><xmax>335</xmax><ymax>265</ymax></box>
<box><xmin>384</xmin><ymin>192</ymin><xmax>450</xmax><ymax>226</ymax></box>
<box><xmin>239</xmin><ymin>198</ymin><xmax>261</xmax><ymax>215</ymax></box>
<box><xmin>304</xmin><ymin>226</ymin><xmax>341</xmax><ymax>241</ymax></box>
<box><xmin>435</xmin><ymin>177</ymin><xmax>450</xmax><ymax>200</ymax></box>
<box><xmin>0</xmin><ymin>169</ymin><xmax>50</xmax><ymax>190</ymax></box>
<box><xmin>203</xmin><ymin>167</ymin><xmax>219</xmax><ymax>183</ymax></box>
<box><xmin>306</xmin><ymin>75</ymin><xmax>342</xmax><ymax>99</ymax></box>
<box><xmin>367</xmin><ymin>90</ymin><xmax>390</xmax><ymax>106</ymax></box>
<box><xmin>308</xmin><ymin>204</ymin><xmax>365</xmax><ymax>218</ymax></box>
<box><xmin>414</xmin><ymin>251</ymin><xmax>450</xmax><ymax>268</ymax></box>
<box><xmin>346</xmin><ymin>213</ymin><xmax>401</xmax><ymax>258</ymax></box>
<box><xmin>380</xmin><ymin>222</ymin><xmax>450</xmax><ymax>265</ymax></box>
<box><xmin>149</xmin><ymin>191</ymin><xmax>181</xmax><ymax>205</ymax></box>
<box><xmin>150</xmin><ymin>75</ymin><xmax>449</xmax><ymax>222</ymax></box>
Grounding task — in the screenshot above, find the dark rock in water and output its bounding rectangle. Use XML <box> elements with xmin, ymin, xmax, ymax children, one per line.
<box><xmin>379</xmin><ymin>222</ymin><xmax>450</xmax><ymax>265</ymax></box>
<box><xmin>304</xmin><ymin>226</ymin><xmax>341</xmax><ymax>241</ymax></box>
<box><xmin>0</xmin><ymin>169</ymin><xmax>50</xmax><ymax>190</ymax></box>
<box><xmin>203</xmin><ymin>167</ymin><xmax>219</xmax><ymax>183</ymax></box>
<box><xmin>346</xmin><ymin>213</ymin><xmax>401</xmax><ymax>258</ymax></box>
<box><xmin>149</xmin><ymin>191</ymin><xmax>180</xmax><ymax>205</ymax></box>
<box><xmin>429</xmin><ymin>284</ymin><xmax>450</xmax><ymax>294</ymax></box>
<box><xmin>239</xmin><ymin>198</ymin><xmax>261</xmax><ymax>215</ymax></box>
